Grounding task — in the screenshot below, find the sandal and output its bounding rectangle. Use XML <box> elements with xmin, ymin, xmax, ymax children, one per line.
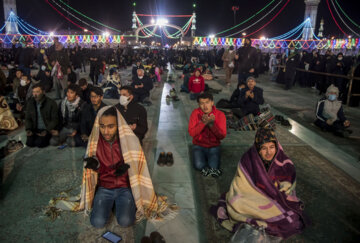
<box><xmin>150</xmin><ymin>231</ymin><xmax>166</xmax><ymax>243</ymax></box>
<box><xmin>165</xmin><ymin>152</ymin><xmax>174</xmax><ymax>166</ymax></box>
<box><xmin>6</xmin><ymin>140</ymin><xmax>24</xmax><ymax>153</ymax></box>
<box><xmin>157</xmin><ymin>152</ymin><xmax>166</xmax><ymax>167</ymax></box>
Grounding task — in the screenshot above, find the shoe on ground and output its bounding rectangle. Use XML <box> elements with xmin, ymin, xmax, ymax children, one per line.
<box><xmin>157</xmin><ymin>152</ymin><xmax>166</xmax><ymax>167</ymax></box>
<box><xmin>201</xmin><ymin>168</ymin><xmax>210</xmax><ymax>177</ymax></box>
<box><xmin>209</xmin><ymin>168</ymin><xmax>222</xmax><ymax>178</ymax></box>
<box><xmin>166</xmin><ymin>95</ymin><xmax>171</xmax><ymax>101</ymax></box>
<box><xmin>150</xmin><ymin>231</ymin><xmax>166</xmax><ymax>243</ymax></box>
<box><xmin>165</xmin><ymin>152</ymin><xmax>174</xmax><ymax>166</ymax></box>
<box><xmin>172</xmin><ymin>96</ymin><xmax>180</xmax><ymax>101</ymax></box>
<box><xmin>141</xmin><ymin>236</ymin><xmax>152</xmax><ymax>243</ymax></box>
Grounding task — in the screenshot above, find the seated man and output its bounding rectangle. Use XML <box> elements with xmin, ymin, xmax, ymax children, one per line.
<box><xmin>79</xmin><ymin>78</ymin><xmax>93</xmax><ymax>104</ymax></box>
<box><xmin>315</xmin><ymin>84</ymin><xmax>351</xmax><ymax>137</ymax></box>
<box><xmin>80</xmin><ymin>86</ymin><xmax>106</xmax><ymax>146</ymax></box>
<box><xmin>188</xmin><ymin>93</ymin><xmax>226</xmax><ymax>177</ymax></box>
<box><xmin>236</xmin><ymin>76</ymin><xmax>264</xmax><ymax>117</ymax></box>
<box><xmin>180</xmin><ymin>62</ymin><xmax>194</xmax><ymax>93</ymax></box>
<box><xmin>188</xmin><ymin>68</ymin><xmax>205</xmax><ymax>100</ymax></box>
<box><xmin>13</xmin><ymin>74</ymin><xmax>33</xmax><ymax>117</ymax></box>
<box><xmin>50</xmin><ymin>84</ymin><xmax>84</xmax><ymax>147</ymax></box>
<box><xmin>132</xmin><ymin>60</ymin><xmax>144</xmax><ymax>80</ymax></box>
<box><xmin>211</xmin><ymin>127</ymin><xmax>307</xmax><ymax>240</ymax></box>
<box><xmin>34</xmin><ymin>66</ymin><xmax>53</xmax><ymax>93</ymax></box>
<box><xmin>115</xmin><ymin>86</ymin><xmax>148</xmax><ymax>144</ymax></box>
<box><xmin>131</xmin><ymin>69</ymin><xmax>153</xmax><ymax>105</ymax></box>
<box><xmin>216</xmin><ymin>83</ymin><xmax>246</xmax><ymax>109</ymax></box>
<box><xmin>25</xmin><ymin>84</ymin><xmax>58</xmax><ymax>148</ymax></box>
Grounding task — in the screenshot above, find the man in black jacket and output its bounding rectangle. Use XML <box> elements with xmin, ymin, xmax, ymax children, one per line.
<box><xmin>50</xmin><ymin>84</ymin><xmax>84</xmax><ymax>147</ymax></box>
<box><xmin>284</xmin><ymin>45</ymin><xmax>300</xmax><ymax>90</ymax></box>
<box><xmin>25</xmin><ymin>84</ymin><xmax>58</xmax><ymax>147</ymax></box>
<box><xmin>237</xmin><ymin>76</ymin><xmax>264</xmax><ymax>117</ymax></box>
<box><xmin>131</xmin><ymin>69</ymin><xmax>153</xmax><ymax>105</ymax></box>
<box><xmin>80</xmin><ymin>86</ymin><xmax>106</xmax><ymax>146</ymax></box>
<box><xmin>89</xmin><ymin>45</ymin><xmax>100</xmax><ymax>85</ymax></box>
<box><xmin>115</xmin><ymin>86</ymin><xmax>148</xmax><ymax>144</ymax></box>
<box><xmin>236</xmin><ymin>38</ymin><xmax>257</xmax><ymax>85</ymax></box>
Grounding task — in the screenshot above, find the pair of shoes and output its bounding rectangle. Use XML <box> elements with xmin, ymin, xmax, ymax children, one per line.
<box><xmin>281</xmin><ymin>119</ymin><xmax>291</xmax><ymax>128</ymax></box>
<box><xmin>209</xmin><ymin>168</ymin><xmax>222</xmax><ymax>178</ymax></box>
<box><xmin>157</xmin><ymin>152</ymin><xmax>174</xmax><ymax>167</ymax></box>
<box><xmin>201</xmin><ymin>168</ymin><xmax>210</xmax><ymax>177</ymax></box>
<box><xmin>169</xmin><ymin>88</ymin><xmax>176</xmax><ymax>97</ymax></box>
<box><xmin>141</xmin><ymin>231</ymin><xmax>166</xmax><ymax>243</ymax></box>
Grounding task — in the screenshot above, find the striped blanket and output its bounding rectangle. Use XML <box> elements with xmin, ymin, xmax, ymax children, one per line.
<box><xmin>211</xmin><ymin>143</ymin><xmax>307</xmax><ymax>239</ymax></box>
<box><xmin>48</xmin><ymin>106</ymin><xmax>178</xmax><ymax>222</ymax></box>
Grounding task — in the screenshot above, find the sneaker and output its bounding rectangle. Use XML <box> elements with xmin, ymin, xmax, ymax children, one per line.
<box><xmin>166</xmin><ymin>95</ymin><xmax>171</xmax><ymax>101</ymax></box>
<box><xmin>157</xmin><ymin>152</ymin><xmax>166</xmax><ymax>167</ymax></box>
<box><xmin>209</xmin><ymin>168</ymin><xmax>222</xmax><ymax>178</ymax></box>
<box><xmin>165</xmin><ymin>152</ymin><xmax>174</xmax><ymax>166</ymax></box>
<box><xmin>201</xmin><ymin>168</ymin><xmax>210</xmax><ymax>177</ymax></box>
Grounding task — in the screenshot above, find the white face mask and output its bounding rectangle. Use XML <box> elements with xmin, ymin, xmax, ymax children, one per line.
<box><xmin>41</xmin><ymin>65</ymin><xmax>46</xmax><ymax>71</ymax></box>
<box><xmin>338</xmin><ymin>57</ymin><xmax>343</xmax><ymax>61</ymax></box>
<box><xmin>20</xmin><ymin>79</ymin><xmax>27</xmax><ymax>86</ymax></box>
<box><xmin>138</xmin><ymin>76</ymin><xmax>143</xmax><ymax>79</ymax></box>
<box><xmin>119</xmin><ymin>95</ymin><xmax>131</xmax><ymax>107</ymax></box>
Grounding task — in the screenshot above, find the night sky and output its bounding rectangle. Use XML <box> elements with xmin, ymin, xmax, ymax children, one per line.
<box><xmin>1</xmin><ymin>0</ymin><xmax>359</xmax><ymax>38</ymax></box>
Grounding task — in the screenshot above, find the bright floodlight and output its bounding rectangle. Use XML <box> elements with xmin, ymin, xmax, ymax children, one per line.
<box><xmin>151</xmin><ymin>19</ymin><xmax>155</xmax><ymax>24</ymax></box>
<box><xmin>348</xmin><ymin>35</ymin><xmax>352</xmax><ymax>39</ymax></box>
<box><xmin>260</xmin><ymin>36</ymin><xmax>266</xmax><ymax>40</ymax></box>
<box><xmin>103</xmin><ymin>32</ymin><xmax>110</xmax><ymax>37</ymax></box>
<box><xmin>209</xmin><ymin>34</ymin><xmax>215</xmax><ymax>38</ymax></box>
<box><xmin>156</xmin><ymin>19</ymin><xmax>168</xmax><ymax>25</ymax></box>
<box><xmin>84</xmin><ymin>29</ymin><xmax>88</xmax><ymax>32</ymax></box>
<box><xmin>242</xmin><ymin>32</ymin><xmax>246</xmax><ymax>36</ymax></box>
<box><xmin>49</xmin><ymin>32</ymin><xmax>54</xmax><ymax>37</ymax></box>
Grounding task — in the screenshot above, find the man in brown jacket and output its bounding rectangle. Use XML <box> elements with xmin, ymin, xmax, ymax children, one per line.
<box><xmin>222</xmin><ymin>46</ymin><xmax>236</xmax><ymax>86</ymax></box>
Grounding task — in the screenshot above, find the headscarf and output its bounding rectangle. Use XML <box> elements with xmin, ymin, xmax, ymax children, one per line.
<box><xmin>254</xmin><ymin>127</ymin><xmax>277</xmax><ymax>152</ymax></box>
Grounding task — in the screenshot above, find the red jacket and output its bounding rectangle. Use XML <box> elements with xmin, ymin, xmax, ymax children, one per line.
<box><xmin>188</xmin><ymin>106</ymin><xmax>227</xmax><ymax>148</ymax></box>
<box><xmin>96</xmin><ymin>135</ymin><xmax>130</xmax><ymax>189</ymax></box>
<box><xmin>188</xmin><ymin>74</ymin><xmax>205</xmax><ymax>93</ymax></box>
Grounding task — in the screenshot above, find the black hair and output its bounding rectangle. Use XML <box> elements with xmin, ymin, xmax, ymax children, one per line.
<box><xmin>197</xmin><ymin>93</ymin><xmax>213</xmax><ymax>102</ymax></box>
<box><xmin>78</xmin><ymin>78</ymin><xmax>88</xmax><ymax>87</ymax></box>
<box><xmin>32</xmin><ymin>83</ymin><xmax>44</xmax><ymax>91</ymax></box>
<box><xmin>101</xmin><ymin>106</ymin><xmax>118</xmax><ymax>118</ymax></box>
<box><xmin>67</xmin><ymin>84</ymin><xmax>81</xmax><ymax>96</ymax></box>
<box><xmin>90</xmin><ymin>86</ymin><xmax>103</xmax><ymax>96</ymax></box>
<box><xmin>119</xmin><ymin>85</ymin><xmax>133</xmax><ymax>95</ymax></box>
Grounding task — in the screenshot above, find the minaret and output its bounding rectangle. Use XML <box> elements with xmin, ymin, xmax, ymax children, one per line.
<box><xmin>318</xmin><ymin>18</ymin><xmax>324</xmax><ymax>38</ymax></box>
<box><xmin>3</xmin><ymin>0</ymin><xmax>19</xmax><ymax>34</ymax></box>
<box><xmin>191</xmin><ymin>12</ymin><xmax>196</xmax><ymax>37</ymax></box>
<box><xmin>302</xmin><ymin>0</ymin><xmax>320</xmax><ymax>40</ymax></box>
<box><xmin>132</xmin><ymin>11</ymin><xmax>137</xmax><ymax>33</ymax></box>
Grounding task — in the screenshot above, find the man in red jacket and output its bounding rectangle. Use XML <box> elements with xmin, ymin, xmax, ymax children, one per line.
<box><xmin>188</xmin><ymin>68</ymin><xmax>205</xmax><ymax>100</ymax></box>
<box><xmin>83</xmin><ymin>107</ymin><xmax>135</xmax><ymax>228</ymax></box>
<box><xmin>188</xmin><ymin>93</ymin><xmax>227</xmax><ymax>177</ymax></box>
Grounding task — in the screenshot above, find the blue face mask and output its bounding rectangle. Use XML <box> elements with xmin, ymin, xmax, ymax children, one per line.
<box><xmin>328</xmin><ymin>94</ymin><xmax>337</xmax><ymax>101</ymax></box>
<box><xmin>239</xmin><ymin>87</ymin><xmax>242</xmax><ymax>91</ymax></box>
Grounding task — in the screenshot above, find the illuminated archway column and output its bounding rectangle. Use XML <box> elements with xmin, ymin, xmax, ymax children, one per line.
<box><xmin>302</xmin><ymin>0</ymin><xmax>320</xmax><ymax>40</ymax></box>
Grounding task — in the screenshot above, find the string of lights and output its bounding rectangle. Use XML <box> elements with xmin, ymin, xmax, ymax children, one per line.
<box><xmin>15</xmin><ymin>15</ymin><xmax>48</xmax><ymax>35</ymax></box>
<box><xmin>326</xmin><ymin>0</ymin><xmax>347</xmax><ymax>36</ymax></box>
<box><xmin>0</xmin><ymin>13</ymin><xmax>14</xmax><ymax>33</ymax></box>
<box><xmin>330</xmin><ymin>0</ymin><xmax>360</xmax><ymax>37</ymax></box>
<box><xmin>136</xmin><ymin>14</ymin><xmax>192</xmax><ymax>17</ymax></box>
<box><xmin>50</xmin><ymin>0</ymin><xmax>103</xmax><ymax>33</ymax></box>
<box><xmin>55</xmin><ymin>0</ymin><xmax>122</xmax><ymax>33</ymax></box>
<box><xmin>334</xmin><ymin>0</ymin><xmax>360</xmax><ymax>30</ymax></box>
<box><xmin>45</xmin><ymin>0</ymin><xmax>93</xmax><ymax>34</ymax></box>
<box><xmin>226</xmin><ymin>0</ymin><xmax>286</xmax><ymax>37</ymax></box>
<box><xmin>243</xmin><ymin>0</ymin><xmax>290</xmax><ymax>38</ymax></box>
<box><xmin>215</xmin><ymin>0</ymin><xmax>276</xmax><ymax>36</ymax></box>
<box><xmin>269</xmin><ymin>18</ymin><xmax>309</xmax><ymax>40</ymax></box>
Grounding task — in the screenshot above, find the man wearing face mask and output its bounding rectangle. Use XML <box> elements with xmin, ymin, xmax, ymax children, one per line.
<box><xmin>35</xmin><ymin>65</ymin><xmax>53</xmax><ymax>93</ymax></box>
<box><xmin>25</xmin><ymin>84</ymin><xmax>58</xmax><ymax>148</ymax></box>
<box><xmin>131</xmin><ymin>69</ymin><xmax>153</xmax><ymax>106</ymax></box>
<box><xmin>115</xmin><ymin>86</ymin><xmax>148</xmax><ymax>144</ymax></box>
<box><xmin>315</xmin><ymin>84</ymin><xmax>351</xmax><ymax>137</ymax></box>
<box><xmin>13</xmin><ymin>74</ymin><xmax>33</xmax><ymax>115</ymax></box>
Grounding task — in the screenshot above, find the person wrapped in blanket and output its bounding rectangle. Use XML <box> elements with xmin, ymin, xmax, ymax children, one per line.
<box><xmin>211</xmin><ymin>127</ymin><xmax>308</xmax><ymax>240</ymax></box>
<box><xmin>315</xmin><ymin>84</ymin><xmax>351</xmax><ymax>137</ymax></box>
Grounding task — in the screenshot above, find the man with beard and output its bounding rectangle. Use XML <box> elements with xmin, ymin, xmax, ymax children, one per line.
<box><xmin>25</xmin><ymin>84</ymin><xmax>58</xmax><ymax>148</ymax></box>
<box><xmin>235</xmin><ymin>38</ymin><xmax>257</xmax><ymax>85</ymax></box>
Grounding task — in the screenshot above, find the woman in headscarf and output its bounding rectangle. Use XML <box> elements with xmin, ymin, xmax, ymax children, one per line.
<box><xmin>315</xmin><ymin>84</ymin><xmax>351</xmax><ymax>137</ymax></box>
<box><xmin>211</xmin><ymin>127</ymin><xmax>307</xmax><ymax>240</ymax></box>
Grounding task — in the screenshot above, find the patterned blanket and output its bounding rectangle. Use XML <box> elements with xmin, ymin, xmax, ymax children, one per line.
<box><xmin>211</xmin><ymin>143</ymin><xmax>307</xmax><ymax>239</ymax></box>
<box><xmin>48</xmin><ymin>106</ymin><xmax>178</xmax><ymax>222</ymax></box>
<box><xmin>0</xmin><ymin>96</ymin><xmax>18</xmax><ymax>130</ymax></box>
